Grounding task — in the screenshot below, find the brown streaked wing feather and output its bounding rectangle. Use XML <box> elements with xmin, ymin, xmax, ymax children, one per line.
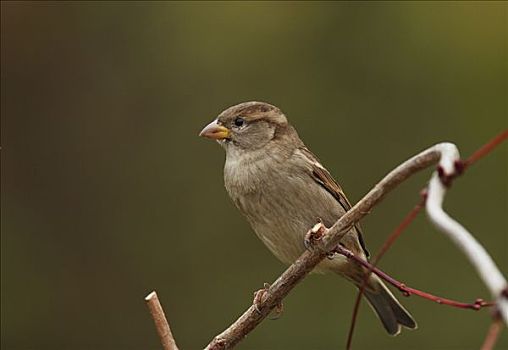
<box><xmin>299</xmin><ymin>147</ymin><xmax>370</xmax><ymax>257</ymax></box>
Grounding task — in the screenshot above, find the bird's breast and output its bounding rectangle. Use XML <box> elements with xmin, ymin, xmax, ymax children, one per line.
<box><xmin>224</xmin><ymin>155</ymin><xmax>345</xmax><ymax>265</ymax></box>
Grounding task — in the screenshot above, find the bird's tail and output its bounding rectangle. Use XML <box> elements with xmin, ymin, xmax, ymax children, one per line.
<box><xmin>360</xmin><ymin>275</ymin><xmax>417</xmax><ymax>336</ymax></box>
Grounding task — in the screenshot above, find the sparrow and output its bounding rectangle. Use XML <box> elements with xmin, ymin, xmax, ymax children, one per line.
<box><xmin>199</xmin><ymin>101</ymin><xmax>417</xmax><ymax>335</ymax></box>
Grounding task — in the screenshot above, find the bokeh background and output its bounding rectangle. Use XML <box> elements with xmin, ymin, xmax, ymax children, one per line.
<box><xmin>2</xmin><ymin>1</ymin><xmax>507</xmax><ymax>349</ymax></box>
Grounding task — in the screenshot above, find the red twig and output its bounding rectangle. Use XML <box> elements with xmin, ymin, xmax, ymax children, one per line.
<box><xmin>345</xmin><ymin>288</ymin><xmax>362</xmax><ymax>350</ymax></box>
<box><xmin>480</xmin><ymin>316</ymin><xmax>503</xmax><ymax>350</ymax></box>
<box><xmin>346</xmin><ymin>197</ymin><xmax>426</xmax><ymax>349</ymax></box>
<box><xmin>465</xmin><ymin>129</ymin><xmax>508</xmax><ymax>167</ymax></box>
<box><xmin>345</xmin><ymin>290</ymin><xmax>362</xmax><ymax>350</ymax></box>
<box><xmin>372</xmin><ymin>194</ymin><xmax>427</xmax><ymax>267</ymax></box>
<box><xmin>335</xmin><ymin>245</ymin><xmax>494</xmax><ymax>310</ymax></box>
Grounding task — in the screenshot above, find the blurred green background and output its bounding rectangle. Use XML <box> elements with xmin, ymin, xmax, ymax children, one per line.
<box><xmin>1</xmin><ymin>1</ymin><xmax>507</xmax><ymax>349</ymax></box>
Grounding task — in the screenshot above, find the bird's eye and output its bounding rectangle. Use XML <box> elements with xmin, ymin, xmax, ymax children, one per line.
<box><xmin>234</xmin><ymin>117</ymin><xmax>245</xmax><ymax>127</ymax></box>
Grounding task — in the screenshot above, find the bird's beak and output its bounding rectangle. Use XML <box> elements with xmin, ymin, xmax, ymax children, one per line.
<box><xmin>199</xmin><ymin>119</ymin><xmax>231</xmax><ymax>140</ymax></box>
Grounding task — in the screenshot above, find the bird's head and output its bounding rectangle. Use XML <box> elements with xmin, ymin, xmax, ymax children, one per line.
<box><xmin>199</xmin><ymin>101</ymin><xmax>291</xmax><ymax>152</ymax></box>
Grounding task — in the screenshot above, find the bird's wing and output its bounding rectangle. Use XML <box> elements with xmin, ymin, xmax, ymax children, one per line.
<box><xmin>297</xmin><ymin>147</ymin><xmax>370</xmax><ymax>258</ymax></box>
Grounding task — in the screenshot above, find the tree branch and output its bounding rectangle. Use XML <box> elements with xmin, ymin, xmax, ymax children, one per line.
<box><xmin>205</xmin><ymin>145</ymin><xmax>449</xmax><ymax>349</ymax></box>
<box><xmin>145</xmin><ymin>291</ymin><xmax>179</xmax><ymax>350</ymax></box>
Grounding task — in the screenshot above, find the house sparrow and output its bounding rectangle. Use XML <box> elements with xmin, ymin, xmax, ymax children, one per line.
<box><xmin>199</xmin><ymin>101</ymin><xmax>416</xmax><ymax>335</ymax></box>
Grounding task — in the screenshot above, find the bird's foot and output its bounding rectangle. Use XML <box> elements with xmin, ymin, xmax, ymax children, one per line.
<box><xmin>253</xmin><ymin>283</ymin><xmax>283</xmax><ymax>320</ymax></box>
<box><xmin>304</xmin><ymin>219</ymin><xmax>329</xmax><ymax>250</ymax></box>
<box><xmin>253</xmin><ymin>282</ymin><xmax>271</xmax><ymax>313</ymax></box>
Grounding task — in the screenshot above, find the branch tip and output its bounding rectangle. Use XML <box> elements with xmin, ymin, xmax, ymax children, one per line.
<box><xmin>145</xmin><ymin>291</ymin><xmax>157</xmax><ymax>301</ymax></box>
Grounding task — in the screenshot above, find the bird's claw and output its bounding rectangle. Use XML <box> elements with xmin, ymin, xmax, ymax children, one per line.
<box><xmin>253</xmin><ymin>282</ymin><xmax>271</xmax><ymax>314</ymax></box>
<box><xmin>304</xmin><ymin>219</ymin><xmax>328</xmax><ymax>250</ymax></box>
<box><xmin>253</xmin><ymin>283</ymin><xmax>284</xmax><ymax>320</ymax></box>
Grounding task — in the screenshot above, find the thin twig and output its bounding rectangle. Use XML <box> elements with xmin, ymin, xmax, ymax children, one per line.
<box><xmin>481</xmin><ymin>317</ymin><xmax>503</xmax><ymax>350</ymax></box>
<box><xmin>145</xmin><ymin>291</ymin><xmax>179</xmax><ymax>350</ymax></box>
<box><xmin>465</xmin><ymin>129</ymin><xmax>508</xmax><ymax>167</ymax></box>
<box><xmin>335</xmin><ymin>245</ymin><xmax>494</xmax><ymax>310</ymax></box>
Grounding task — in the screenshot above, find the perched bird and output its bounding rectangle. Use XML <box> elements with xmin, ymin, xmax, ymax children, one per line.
<box><xmin>199</xmin><ymin>101</ymin><xmax>416</xmax><ymax>335</ymax></box>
